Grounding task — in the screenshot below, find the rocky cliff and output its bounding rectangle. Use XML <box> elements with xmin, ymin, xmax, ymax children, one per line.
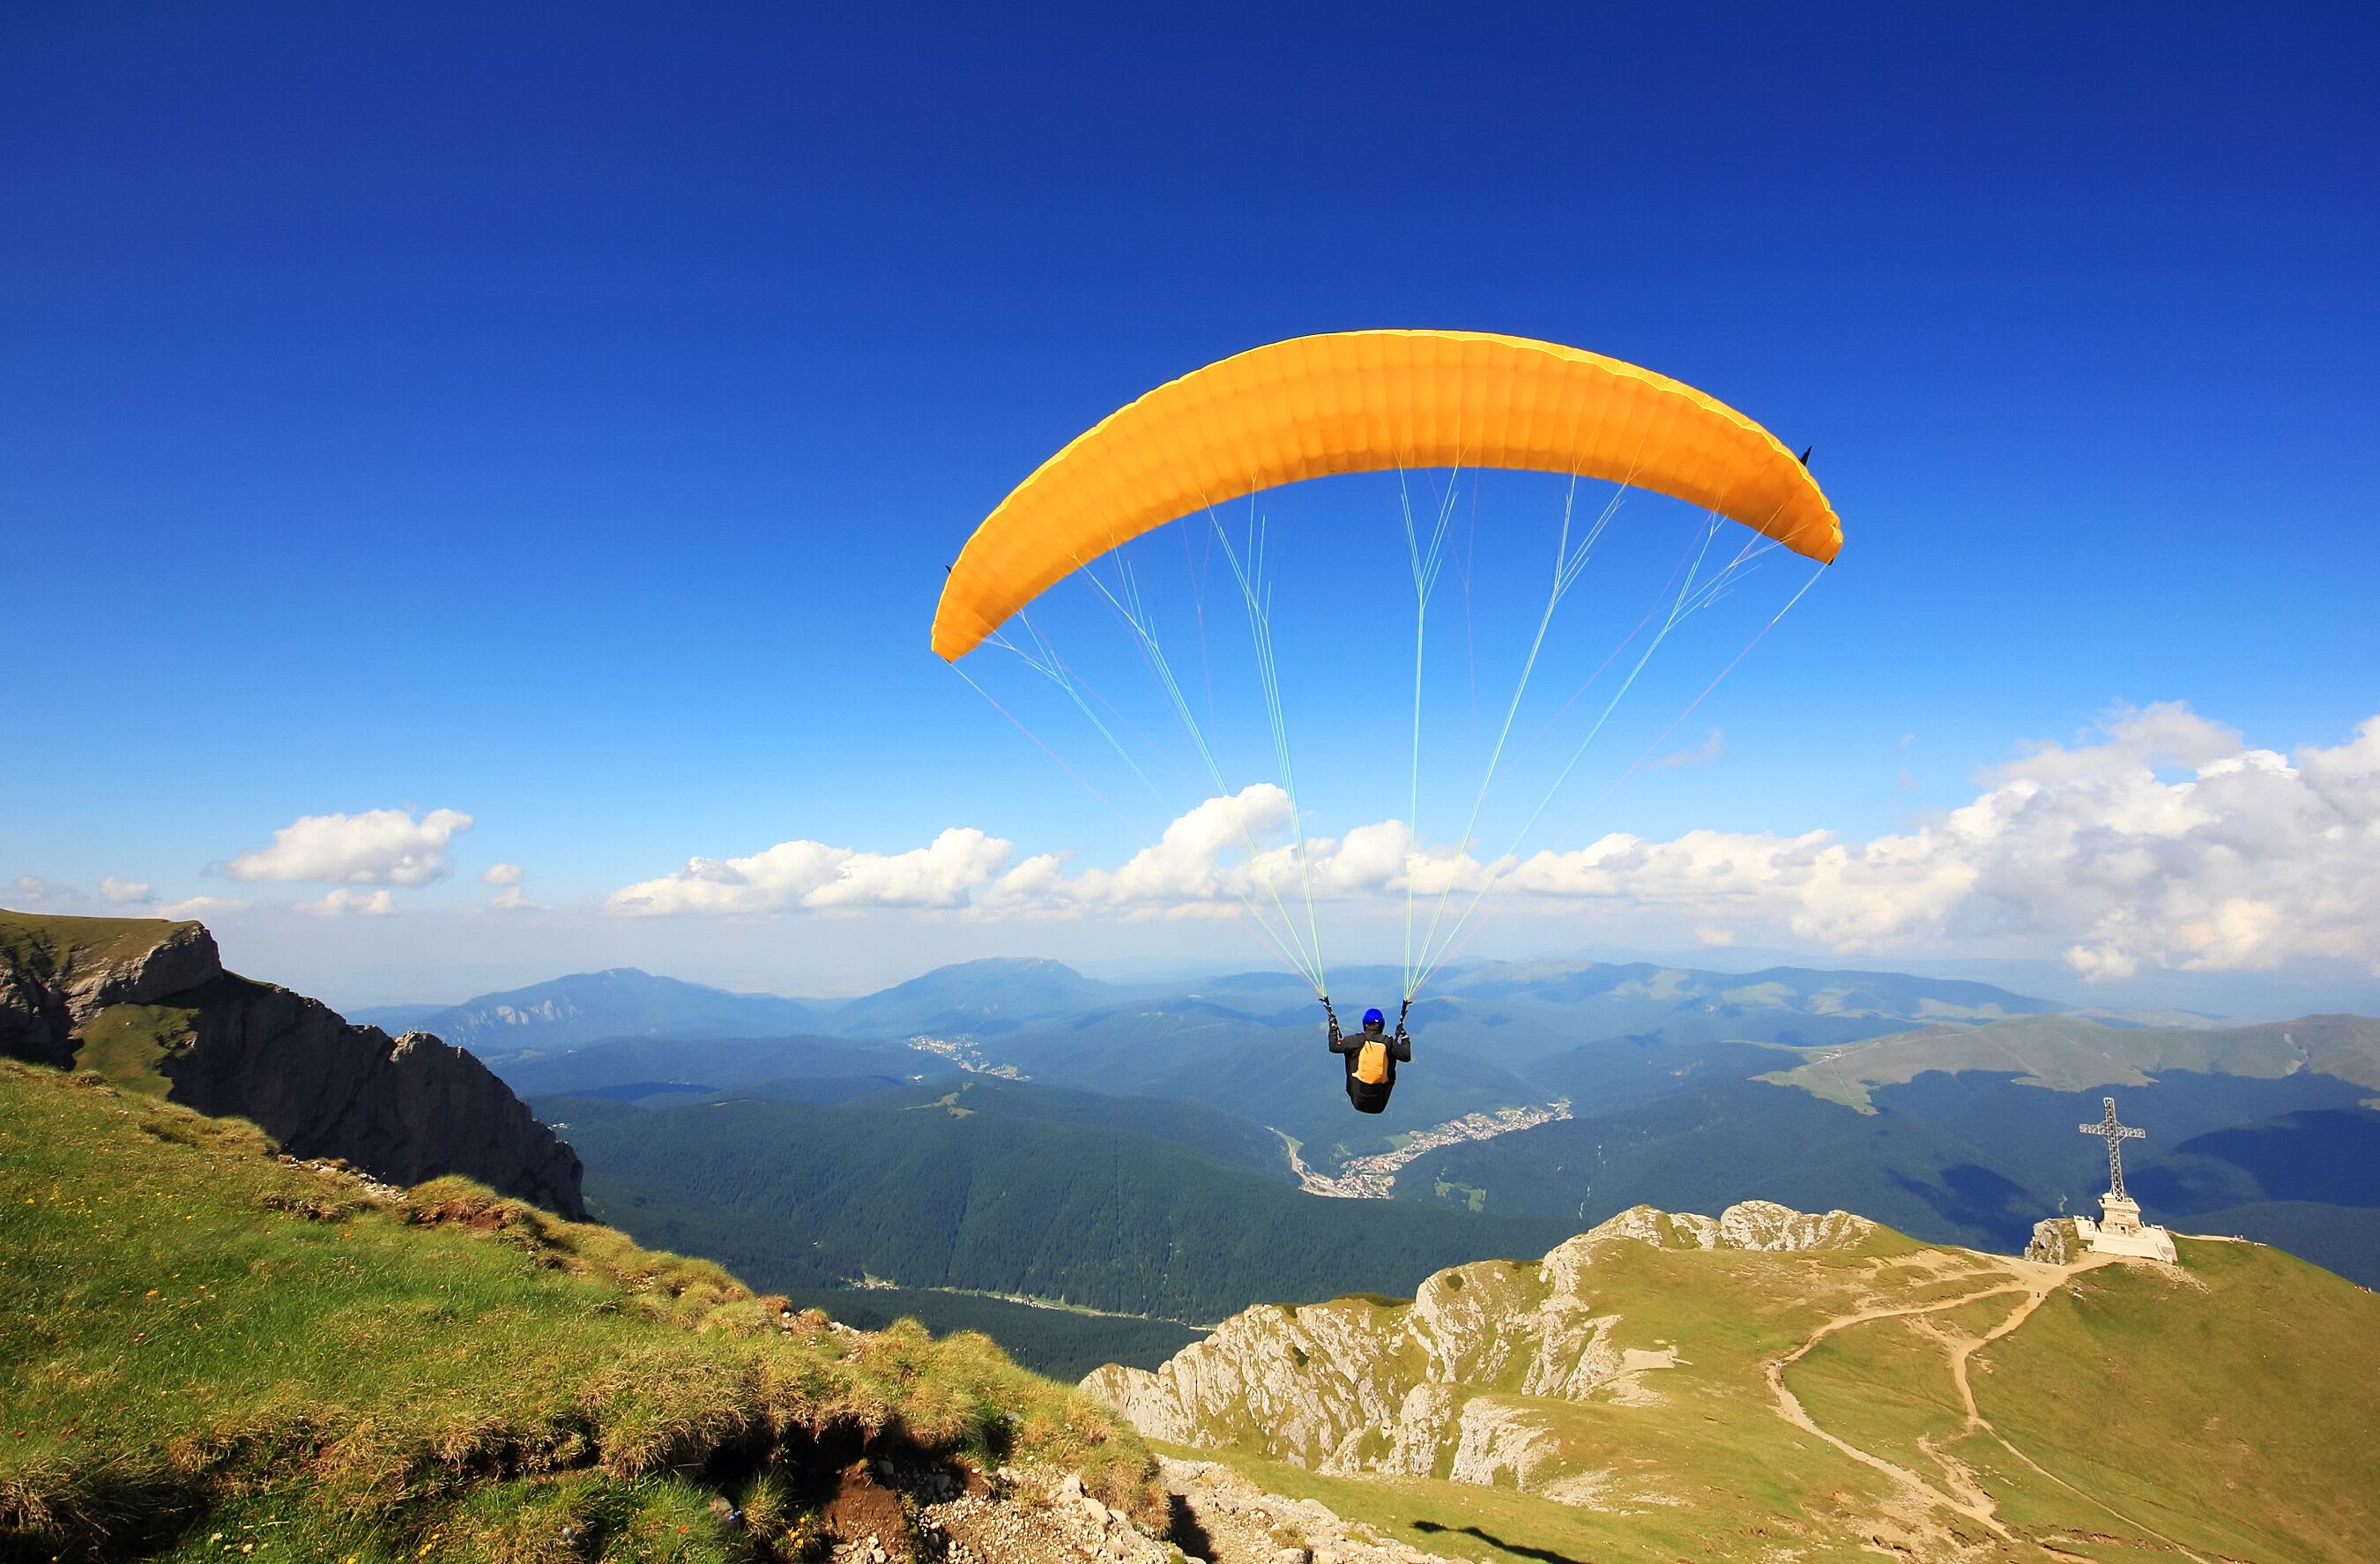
<box><xmin>0</xmin><ymin>910</ymin><xmax>584</xmax><ymax>1218</ymax></box>
<box><xmin>1084</xmin><ymin>1207</ymin><xmax>2380</xmax><ymax>1562</ymax></box>
<box><xmin>1083</xmin><ymin>1201</ymin><xmax>1878</xmax><ymax>1491</ymax></box>
<box><xmin>0</xmin><ymin>913</ymin><xmax>220</xmax><ymax>1066</ymax></box>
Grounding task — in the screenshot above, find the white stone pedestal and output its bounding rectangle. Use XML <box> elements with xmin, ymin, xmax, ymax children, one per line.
<box><xmin>2075</xmin><ymin>1193</ymin><xmax>2176</xmax><ymax>1263</ymax></box>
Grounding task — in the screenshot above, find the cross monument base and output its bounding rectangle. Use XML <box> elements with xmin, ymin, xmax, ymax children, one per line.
<box><xmin>2075</xmin><ymin>1192</ymin><xmax>2176</xmax><ymax>1263</ymax></box>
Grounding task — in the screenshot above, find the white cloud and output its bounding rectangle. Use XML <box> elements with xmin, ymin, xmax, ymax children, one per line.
<box><xmin>1652</xmin><ymin>727</ymin><xmax>1725</xmax><ymax>769</ymax></box>
<box><xmin>1483</xmin><ymin>703</ymin><xmax>2380</xmax><ymax>980</ymax></box>
<box><xmin>608</xmin><ymin>827</ymin><xmax>1015</xmax><ymax>916</ymax></box>
<box><xmin>600</xmin><ymin>705</ymin><xmax>2380</xmax><ymax>979</ymax></box>
<box><xmin>9</xmin><ymin>875</ymin><xmax>76</xmax><ymax>906</ymax></box>
<box><xmin>480</xmin><ymin>862</ymin><xmax>542</xmax><ymax>910</ymax></box>
<box><xmin>100</xmin><ymin>876</ymin><xmax>154</xmax><ymax>905</ymax></box>
<box><xmin>295</xmin><ymin>888</ymin><xmax>398</xmax><ymax>917</ymax></box>
<box><xmin>158</xmin><ymin>896</ymin><xmax>250</xmax><ymax>919</ymax></box>
<box><xmin>221</xmin><ymin>808</ymin><xmax>473</xmax><ymax>886</ymax></box>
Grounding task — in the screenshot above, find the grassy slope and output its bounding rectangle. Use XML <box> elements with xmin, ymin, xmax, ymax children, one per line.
<box><xmin>1761</xmin><ymin>1013</ymin><xmax>2380</xmax><ymax>1110</ymax></box>
<box><xmin>68</xmin><ymin>1000</ymin><xmax>199</xmax><ymax>1095</ymax></box>
<box><xmin>1168</xmin><ymin>1233</ymin><xmax>2380</xmax><ymax>1563</ymax></box>
<box><xmin>0</xmin><ymin>1061</ymin><xmax>1157</xmax><ymax>1561</ymax></box>
<box><xmin>1970</xmin><ymin>1237</ymin><xmax>2379</xmax><ymax>1563</ymax></box>
<box><xmin>0</xmin><ymin>911</ymin><xmax>198</xmax><ymax>978</ymax></box>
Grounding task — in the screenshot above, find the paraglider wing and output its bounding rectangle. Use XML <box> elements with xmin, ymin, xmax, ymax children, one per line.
<box><xmin>931</xmin><ymin>329</ymin><xmax>1841</xmax><ymax>660</ymax></box>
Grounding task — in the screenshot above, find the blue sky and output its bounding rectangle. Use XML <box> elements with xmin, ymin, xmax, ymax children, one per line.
<box><xmin>4</xmin><ymin>4</ymin><xmax>2376</xmax><ymax>1009</ymax></box>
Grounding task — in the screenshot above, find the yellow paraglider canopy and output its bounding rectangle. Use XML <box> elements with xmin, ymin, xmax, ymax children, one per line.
<box><xmin>933</xmin><ymin>329</ymin><xmax>1839</xmax><ymax>660</ymax></box>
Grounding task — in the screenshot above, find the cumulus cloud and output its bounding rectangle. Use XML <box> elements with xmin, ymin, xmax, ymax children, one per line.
<box><xmin>1487</xmin><ymin>703</ymin><xmax>2380</xmax><ymax>979</ymax></box>
<box><xmin>608</xmin><ymin>827</ymin><xmax>1015</xmax><ymax>916</ymax></box>
<box><xmin>481</xmin><ymin>862</ymin><xmax>524</xmax><ymax>888</ymax></box>
<box><xmin>295</xmin><ymin>888</ymin><xmax>398</xmax><ymax>917</ymax></box>
<box><xmin>603</xmin><ymin>704</ymin><xmax>2380</xmax><ymax>979</ymax></box>
<box><xmin>100</xmin><ymin>876</ymin><xmax>153</xmax><ymax>905</ymax></box>
<box><xmin>220</xmin><ymin>808</ymin><xmax>472</xmax><ymax>886</ymax></box>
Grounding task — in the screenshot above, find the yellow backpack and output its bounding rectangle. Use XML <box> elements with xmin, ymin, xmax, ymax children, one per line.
<box><xmin>1355</xmin><ymin>1039</ymin><xmax>1392</xmax><ymax>1084</ymax></box>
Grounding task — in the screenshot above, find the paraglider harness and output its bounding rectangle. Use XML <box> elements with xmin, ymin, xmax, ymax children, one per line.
<box><xmin>1323</xmin><ymin>998</ymin><xmax>1410</xmax><ymax>1115</ymax></box>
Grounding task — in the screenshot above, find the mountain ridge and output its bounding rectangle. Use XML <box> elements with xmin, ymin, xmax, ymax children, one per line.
<box><xmin>0</xmin><ymin>909</ymin><xmax>585</xmax><ymax>1218</ymax></box>
<box><xmin>1083</xmin><ymin>1199</ymin><xmax>2380</xmax><ymax>1562</ymax></box>
<box><xmin>354</xmin><ymin>964</ymin><xmax>831</xmax><ymax>1053</ymax></box>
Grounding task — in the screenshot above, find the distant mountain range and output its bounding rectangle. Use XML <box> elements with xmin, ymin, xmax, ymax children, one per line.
<box><xmin>352</xmin><ymin>965</ymin><xmax>829</xmax><ymax>1051</ymax></box>
<box><xmin>366</xmin><ymin>953</ymin><xmax>2108</xmax><ymax>1066</ymax></box>
<box><xmin>443</xmin><ymin>953</ymin><xmax>2380</xmax><ymax>1299</ymax></box>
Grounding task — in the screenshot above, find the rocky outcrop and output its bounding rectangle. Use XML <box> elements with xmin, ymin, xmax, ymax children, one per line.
<box><xmin>1082</xmin><ymin>1200</ymin><xmax>1876</xmax><ymax>1498</ymax></box>
<box><xmin>1157</xmin><ymin>1457</ymin><xmax>1461</xmax><ymax>1564</ymax></box>
<box><xmin>2026</xmin><ymin>1217</ymin><xmax>2080</xmax><ymax>1265</ymax></box>
<box><xmin>164</xmin><ymin>973</ymin><xmax>586</xmax><ymax>1218</ymax></box>
<box><xmin>0</xmin><ymin>917</ymin><xmax>220</xmax><ymax>1066</ymax></box>
<box><xmin>0</xmin><ymin>911</ymin><xmax>585</xmax><ymax>1218</ymax></box>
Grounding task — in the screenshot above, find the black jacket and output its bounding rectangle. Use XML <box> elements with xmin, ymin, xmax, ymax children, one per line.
<box><xmin>1328</xmin><ymin>1012</ymin><xmax>1410</xmax><ymax>1114</ymax></box>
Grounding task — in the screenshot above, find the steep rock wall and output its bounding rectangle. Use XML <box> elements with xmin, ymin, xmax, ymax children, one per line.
<box><xmin>0</xmin><ymin>911</ymin><xmax>584</xmax><ymax>1218</ymax></box>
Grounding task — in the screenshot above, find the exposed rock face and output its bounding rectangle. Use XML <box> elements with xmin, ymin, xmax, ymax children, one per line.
<box><xmin>1157</xmin><ymin>1456</ymin><xmax>1461</xmax><ymax>1564</ymax></box>
<box><xmin>0</xmin><ymin>911</ymin><xmax>585</xmax><ymax>1218</ymax></box>
<box><xmin>0</xmin><ymin>957</ymin><xmax>72</xmax><ymax>1067</ymax></box>
<box><xmin>165</xmin><ymin>974</ymin><xmax>586</xmax><ymax>1218</ymax></box>
<box><xmin>0</xmin><ymin>918</ymin><xmax>220</xmax><ymax>1065</ymax></box>
<box><xmin>1082</xmin><ymin>1200</ymin><xmax>1874</xmax><ymax>1495</ymax></box>
<box><xmin>2026</xmin><ymin>1217</ymin><xmax>2080</xmax><ymax>1265</ymax></box>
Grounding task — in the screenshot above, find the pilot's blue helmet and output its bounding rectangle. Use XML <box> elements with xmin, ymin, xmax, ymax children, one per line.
<box><xmin>1363</xmin><ymin>1007</ymin><xmax>1385</xmax><ymax>1028</ymax></box>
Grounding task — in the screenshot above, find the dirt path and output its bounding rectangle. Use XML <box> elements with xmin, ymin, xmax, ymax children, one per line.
<box><xmin>1765</xmin><ymin>1278</ymin><xmax>2033</xmax><ymax>1536</ymax></box>
<box><xmin>1771</xmin><ymin>1252</ymin><xmax>2216</xmax><ymax>1563</ymax></box>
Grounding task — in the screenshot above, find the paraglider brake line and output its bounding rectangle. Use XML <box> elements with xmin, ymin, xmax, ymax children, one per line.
<box><xmin>1396</xmin><ymin>463</ymin><xmax>1466</xmax><ymax>999</ymax></box>
<box><xmin>1069</xmin><ymin>545</ymin><xmax>1329</xmax><ymax>994</ymax></box>
<box><xmin>1208</xmin><ymin>502</ymin><xmax>1327</xmax><ymax>996</ymax></box>
<box><xmin>1407</xmin><ymin>513</ymin><xmax>1763</xmax><ymax>991</ymax></box>
<box><xmin>1406</xmin><ymin>473</ymin><xmax>1630</xmax><ymax>993</ymax></box>
<box><xmin>949</xmin><ymin>662</ymin><xmax>1138</xmax><ymax>841</ymax></box>
<box><xmin>1409</xmin><ymin>555</ymin><xmax>1828</xmax><ymax>995</ymax></box>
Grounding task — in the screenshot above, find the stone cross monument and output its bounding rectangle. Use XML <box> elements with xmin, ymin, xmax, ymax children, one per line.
<box><xmin>2071</xmin><ymin>1094</ymin><xmax>2175</xmax><ymax>1262</ymax></box>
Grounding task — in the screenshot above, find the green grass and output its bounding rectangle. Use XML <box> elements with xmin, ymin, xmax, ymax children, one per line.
<box><xmin>1970</xmin><ymin>1239</ymin><xmax>2380</xmax><ymax>1563</ymax></box>
<box><xmin>68</xmin><ymin>1002</ymin><xmax>197</xmax><ymax>1095</ymax></box>
<box><xmin>0</xmin><ymin>1060</ymin><xmax>1160</xmax><ymax>1560</ymax></box>
<box><xmin>1141</xmin><ymin>1217</ymin><xmax>2380</xmax><ymax>1561</ymax></box>
<box><xmin>0</xmin><ymin>910</ymin><xmax>200</xmax><ymax>980</ymax></box>
<box><xmin>1782</xmin><ymin>1289</ymin><xmax>2020</xmax><ymax>1497</ymax></box>
<box><xmin>1164</xmin><ymin>1440</ymin><xmax>1900</xmax><ymax>1564</ymax></box>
